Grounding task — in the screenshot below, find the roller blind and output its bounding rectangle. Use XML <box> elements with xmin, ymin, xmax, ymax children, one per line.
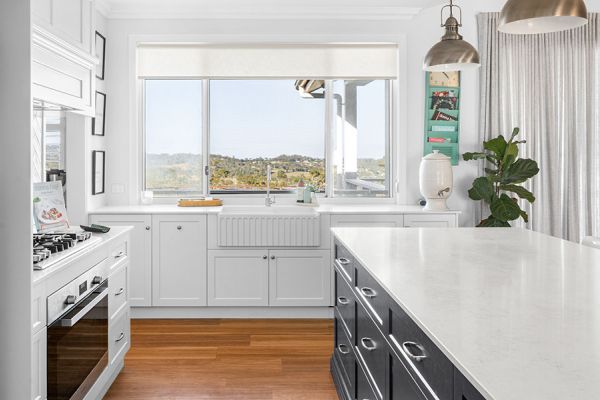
<box><xmin>137</xmin><ymin>44</ymin><xmax>399</xmax><ymax>79</ymax></box>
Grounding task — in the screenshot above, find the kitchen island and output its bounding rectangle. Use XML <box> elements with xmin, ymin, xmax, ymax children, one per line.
<box><xmin>331</xmin><ymin>227</ymin><xmax>600</xmax><ymax>400</ymax></box>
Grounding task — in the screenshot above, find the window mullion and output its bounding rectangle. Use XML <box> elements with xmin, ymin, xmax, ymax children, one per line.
<box><xmin>202</xmin><ymin>79</ymin><xmax>210</xmax><ymax>196</ymax></box>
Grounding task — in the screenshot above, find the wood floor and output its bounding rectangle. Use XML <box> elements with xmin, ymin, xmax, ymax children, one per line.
<box><xmin>104</xmin><ymin>319</ymin><xmax>338</xmax><ymax>400</ymax></box>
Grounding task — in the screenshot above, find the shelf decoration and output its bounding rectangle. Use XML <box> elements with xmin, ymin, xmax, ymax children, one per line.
<box><xmin>424</xmin><ymin>71</ymin><xmax>461</xmax><ymax>165</ymax></box>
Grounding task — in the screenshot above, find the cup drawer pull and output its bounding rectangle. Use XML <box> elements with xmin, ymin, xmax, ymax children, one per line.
<box><xmin>360</xmin><ymin>287</ymin><xmax>377</xmax><ymax>299</ymax></box>
<box><xmin>115</xmin><ymin>332</ymin><xmax>125</xmax><ymax>343</ymax></box>
<box><xmin>360</xmin><ymin>337</ymin><xmax>377</xmax><ymax>351</ymax></box>
<box><xmin>337</xmin><ymin>296</ymin><xmax>350</xmax><ymax>305</ymax></box>
<box><xmin>336</xmin><ymin>257</ymin><xmax>350</xmax><ymax>265</ymax></box>
<box><xmin>337</xmin><ymin>344</ymin><xmax>350</xmax><ymax>355</ymax></box>
<box><xmin>402</xmin><ymin>341</ymin><xmax>428</xmax><ymax>362</ymax></box>
<box><xmin>115</xmin><ymin>288</ymin><xmax>124</xmax><ymax>296</ymax></box>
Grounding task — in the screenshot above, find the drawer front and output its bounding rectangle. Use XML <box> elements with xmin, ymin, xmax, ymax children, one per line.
<box><xmin>109</xmin><ymin>310</ymin><xmax>130</xmax><ymax>365</ymax></box>
<box><xmin>109</xmin><ymin>263</ymin><xmax>128</xmax><ymax>321</ymax></box>
<box><xmin>109</xmin><ymin>239</ymin><xmax>128</xmax><ymax>270</ymax></box>
<box><xmin>334</xmin><ymin>242</ymin><xmax>356</xmax><ymax>285</ymax></box>
<box><xmin>389</xmin><ymin>305</ymin><xmax>453</xmax><ymax>400</ymax></box>
<box><xmin>355</xmin><ymin>264</ymin><xmax>389</xmax><ymax>328</ymax></box>
<box><xmin>389</xmin><ymin>352</ymin><xmax>428</xmax><ymax>400</ymax></box>
<box><xmin>335</xmin><ymin>269</ymin><xmax>356</xmax><ymax>341</ymax></box>
<box><xmin>454</xmin><ymin>370</ymin><xmax>486</xmax><ymax>400</ymax></box>
<box><xmin>356</xmin><ymin>302</ymin><xmax>386</xmax><ymax>400</ymax></box>
<box><xmin>335</xmin><ymin>312</ymin><xmax>356</xmax><ymax>397</ymax></box>
<box><xmin>356</xmin><ymin>360</ymin><xmax>379</xmax><ymax>400</ymax></box>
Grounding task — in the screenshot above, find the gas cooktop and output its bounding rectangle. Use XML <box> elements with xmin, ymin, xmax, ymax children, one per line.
<box><xmin>33</xmin><ymin>231</ymin><xmax>100</xmax><ymax>270</ymax></box>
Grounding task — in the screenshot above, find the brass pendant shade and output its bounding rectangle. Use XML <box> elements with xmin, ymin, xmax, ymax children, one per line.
<box><xmin>423</xmin><ymin>3</ymin><xmax>480</xmax><ymax>72</ymax></box>
<box><xmin>498</xmin><ymin>0</ymin><xmax>588</xmax><ymax>34</ymax></box>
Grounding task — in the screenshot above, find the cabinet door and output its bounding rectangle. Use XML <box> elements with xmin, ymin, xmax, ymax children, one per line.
<box><xmin>31</xmin><ymin>327</ymin><xmax>47</xmax><ymax>400</ymax></box>
<box><xmin>90</xmin><ymin>214</ymin><xmax>152</xmax><ymax>307</ymax></box>
<box><xmin>403</xmin><ymin>214</ymin><xmax>458</xmax><ymax>227</ymax></box>
<box><xmin>152</xmin><ymin>215</ymin><xmax>207</xmax><ymax>306</ymax></box>
<box><xmin>269</xmin><ymin>250</ymin><xmax>331</xmax><ymax>306</ymax></box>
<box><xmin>32</xmin><ymin>0</ymin><xmax>93</xmax><ymax>54</ymax></box>
<box><xmin>208</xmin><ymin>250</ymin><xmax>269</xmax><ymax>306</ymax></box>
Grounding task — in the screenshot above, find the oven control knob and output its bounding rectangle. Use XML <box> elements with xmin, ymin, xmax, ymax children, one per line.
<box><xmin>92</xmin><ymin>276</ymin><xmax>102</xmax><ymax>285</ymax></box>
<box><xmin>65</xmin><ymin>295</ymin><xmax>77</xmax><ymax>305</ymax></box>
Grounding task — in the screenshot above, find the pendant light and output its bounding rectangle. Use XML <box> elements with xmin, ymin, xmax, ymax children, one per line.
<box><xmin>498</xmin><ymin>0</ymin><xmax>587</xmax><ymax>34</ymax></box>
<box><xmin>423</xmin><ymin>0</ymin><xmax>480</xmax><ymax>72</ymax></box>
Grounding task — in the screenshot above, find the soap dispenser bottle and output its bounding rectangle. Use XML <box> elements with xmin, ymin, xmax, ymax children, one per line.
<box><xmin>296</xmin><ymin>179</ymin><xmax>305</xmax><ymax>203</ymax></box>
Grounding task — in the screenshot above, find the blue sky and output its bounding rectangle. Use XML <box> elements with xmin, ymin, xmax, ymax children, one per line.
<box><xmin>145</xmin><ymin>79</ymin><xmax>386</xmax><ymax>159</ymax></box>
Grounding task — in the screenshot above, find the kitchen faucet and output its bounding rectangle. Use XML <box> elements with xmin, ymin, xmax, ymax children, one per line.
<box><xmin>265</xmin><ymin>165</ymin><xmax>275</xmax><ymax>206</ymax></box>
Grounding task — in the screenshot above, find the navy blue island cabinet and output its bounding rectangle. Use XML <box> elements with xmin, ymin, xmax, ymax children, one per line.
<box><xmin>330</xmin><ymin>240</ymin><xmax>487</xmax><ymax>400</ymax></box>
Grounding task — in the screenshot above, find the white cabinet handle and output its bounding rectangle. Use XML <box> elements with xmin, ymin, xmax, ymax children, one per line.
<box><xmin>114</xmin><ymin>251</ymin><xmax>125</xmax><ymax>259</ymax></box>
<box><xmin>115</xmin><ymin>288</ymin><xmax>124</xmax><ymax>296</ymax></box>
<box><xmin>115</xmin><ymin>332</ymin><xmax>125</xmax><ymax>343</ymax></box>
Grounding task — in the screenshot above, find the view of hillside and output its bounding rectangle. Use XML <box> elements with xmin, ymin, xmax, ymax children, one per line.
<box><xmin>145</xmin><ymin>153</ymin><xmax>385</xmax><ymax>193</ymax></box>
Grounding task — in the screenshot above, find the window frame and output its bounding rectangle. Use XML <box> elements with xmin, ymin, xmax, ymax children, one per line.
<box><xmin>141</xmin><ymin>78</ymin><xmax>395</xmax><ymax>199</ymax></box>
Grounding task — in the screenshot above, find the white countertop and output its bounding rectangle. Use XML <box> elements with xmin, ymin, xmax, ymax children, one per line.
<box><xmin>33</xmin><ymin>226</ymin><xmax>132</xmax><ymax>284</ymax></box>
<box><xmin>332</xmin><ymin>227</ymin><xmax>600</xmax><ymax>400</ymax></box>
<box><xmin>89</xmin><ymin>203</ymin><xmax>460</xmax><ymax>215</ymax></box>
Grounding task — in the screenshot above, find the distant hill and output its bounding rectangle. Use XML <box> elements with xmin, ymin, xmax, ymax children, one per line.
<box><xmin>146</xmin><ymin>153</ymin><xmax>384</xmax><ymax>192</ymax></box>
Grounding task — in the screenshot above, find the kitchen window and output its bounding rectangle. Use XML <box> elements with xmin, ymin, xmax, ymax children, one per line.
<box><xmin>143</xmin><ymin>78</ymin><xmax>392</xmax><ymax>197</ymax></box>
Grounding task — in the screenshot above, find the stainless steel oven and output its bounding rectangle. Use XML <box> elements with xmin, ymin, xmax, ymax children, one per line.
<box><xmin>47</xmin><ymin>262</ymin><xmax>109</xmax><ymax>400</ymax></box>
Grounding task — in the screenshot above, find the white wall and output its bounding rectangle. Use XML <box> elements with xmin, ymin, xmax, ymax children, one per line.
<box><xmin>99</xmin><ymin>1</ymin><xmax>600</xmax><ymax>226</ymax></box>
<box><xmin>0</xmin><ymin>0</ymin><xmax>32</xmax><ymax>398</ymax></box>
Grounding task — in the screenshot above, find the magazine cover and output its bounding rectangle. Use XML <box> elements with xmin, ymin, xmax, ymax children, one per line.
<box><xmin>32</xmin><ymin>181</ymin><xmax>70</xmax><ymax>232</ymax></box>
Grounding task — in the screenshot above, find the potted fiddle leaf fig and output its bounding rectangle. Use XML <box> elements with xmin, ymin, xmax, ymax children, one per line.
<box><xmin>463</xmin><ymin>128</ymin><xmax>539</xmax><ymax>227</ymax></box>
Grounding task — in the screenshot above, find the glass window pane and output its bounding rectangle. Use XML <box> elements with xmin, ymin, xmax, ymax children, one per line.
<box><xmin>331</xmin><ymin>80</ymin><xmax>390</xmax><ymax>197</ymax></box>
<box><xmin>209</xmin><ymin>80</ymin><xmax>325</xmax><ymax>193</ymax></box>
<box><xmin>144</xmin><ymin>80</ymin><xmax>203</xmax><ymax>194</ymax></box>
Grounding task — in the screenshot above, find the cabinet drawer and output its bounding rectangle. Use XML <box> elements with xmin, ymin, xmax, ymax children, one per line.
<box><xmin>355</xmin><ymin>264</ymin><xmax>389</xmax><ymax>328</ymax></box>
<box><xmin>454</xmin><ymin>369</ymin><xmax>486</xmax><ymax>400</ymax></box>
<box><xmin>109</xmin><ymin>310</ymin><xmax>130</xmax><ymax>365</ymax></box>
<box><xmin>334</xmin><ymin>242</ymin><xmax>356</xmax><ymax>285</ymax></box>
<box><xmin>110</xmin><ymin>239</ymin><xmax>128</xmax><ymax>263</ymax></box>
<box><xmin>335</xmin><ymin>311</ymin><xmax>356</xmax><ymax>397</ymax></box>
<box><xmin>356</xmin><ymin>359</ymin><xmax>379</xmax><ymax>400</ymax></box>
<box><xmin>356</xmin><ymin>302</ymin><xmax>386</xmax><ymax>400</ymax></box>
<box><xmin>389</xmin><ymin>305</ymin><xmax>453</xmax><ymax>400</ymax></box>
<box><xmin>389</xmin><ymin>351</ymin><xmax>428</xmax><ymax>400</ymax></box>
<box><xmin>335</xmin><ymin>269</ymin><xmax>356</xmax><ymax>342</ymax></box>
<box><xmin>109</xmin><ymin>263</ymin><xmax>128</xmax><ymax>321</ymax></box>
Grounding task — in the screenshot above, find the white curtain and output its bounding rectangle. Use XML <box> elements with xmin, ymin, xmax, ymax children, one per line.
<box><xmin>477</xmin><ymin>12</ymin><xmax>600</xmax><ymax>242</ymax></box>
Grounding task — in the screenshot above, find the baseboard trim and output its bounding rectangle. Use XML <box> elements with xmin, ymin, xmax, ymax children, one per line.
<box><xmin>131</xmin><ymin>306</ymin><xmax>334</xmax><ymax>319</ymax></box>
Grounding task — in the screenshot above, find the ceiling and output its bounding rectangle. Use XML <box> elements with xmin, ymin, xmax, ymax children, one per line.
<box><xmin>97</xmin><ymin>0</ymin><xmax>446</xmax><ymax>20</ymax></box>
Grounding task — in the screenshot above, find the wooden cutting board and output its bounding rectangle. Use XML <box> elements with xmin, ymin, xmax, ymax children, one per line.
<box><xmin>177</xmin><ymin>199</ymin><xmax>223</xmax><ymax>207</ymax></box>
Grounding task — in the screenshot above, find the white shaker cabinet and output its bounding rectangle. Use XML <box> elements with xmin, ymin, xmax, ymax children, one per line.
<box><xmin>269</xmin><ymin>250</ymin><xmax>331</xmax><ymax>306</ymax></box>
<box><xmin>32</xmin><ymin>0</ymin><xmax>94</xmax><ymax>54</ymax></box>
<box><xmin>207</xmin><ymin>250</ymin><xmax>269</xmax><ymax>306</ymax></box>
<box><xmin>31</xmin><ymin>328</ymin><xmax>47</xmax><ymax>400</ymax></box>
<box><xmin>403</xmin><ymin>213</ymin><xmax>458</xmax><ymax>227</ymax></box>
<box><xmin>152</xmin><ymin>215</ymin><xmax>207</xmax><ymax>306</ymax></box>
<box><xmin>90</xmin><ymin>214</ymin><xmax>152</xmax><ymax>306</ymax></box>
<box><xmin>31</xmin><ymin>0</ymin><xmax>96</xmax><ymax>114</ymax></box>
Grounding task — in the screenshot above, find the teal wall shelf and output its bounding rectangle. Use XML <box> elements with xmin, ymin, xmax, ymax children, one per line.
<box><xmin>424</xmin><ymin>73</ymin><xmax>461</xmax><ymax>165</ymax></box>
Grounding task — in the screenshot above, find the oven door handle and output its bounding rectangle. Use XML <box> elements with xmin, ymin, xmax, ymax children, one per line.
<box><xmin>59</xmin><ymin>285</ymin><xmax>109</xmax><ymax>327</ymax></box>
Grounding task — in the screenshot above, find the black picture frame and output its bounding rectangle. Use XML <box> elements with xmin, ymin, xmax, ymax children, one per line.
<box><xmin>92</xmin><ymin>150</ymin><xmax>105</xmax><ymax>195</ymax></box>
<box><xmin>92</xmin><ymin>91</ymin><xmax>106</xmax><ymax>136</ymax></box>
<box><xmin>95</xmin><ymin>31</ymin><xmax>106</xmax><ymax>80</ymax></box>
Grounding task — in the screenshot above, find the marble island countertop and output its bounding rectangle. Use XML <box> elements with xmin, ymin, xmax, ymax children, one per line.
<box><xmin>331</xmin><ymin>227</ymin><xmax>600</xmax><ymax>400</ymax></box>
<box><xmin>89</xmin><ymin>203</ymin><xmax>461</xmax><ymax>215</ymax></box>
